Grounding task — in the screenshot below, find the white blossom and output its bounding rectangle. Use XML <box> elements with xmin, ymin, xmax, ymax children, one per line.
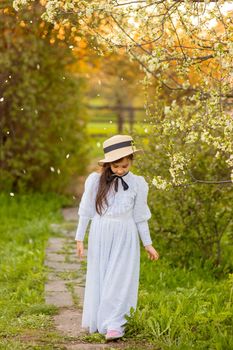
<box><xmin>152</xmin><ymin>176</ymin><xmax>168</xmax><ymax>190</ymax></box>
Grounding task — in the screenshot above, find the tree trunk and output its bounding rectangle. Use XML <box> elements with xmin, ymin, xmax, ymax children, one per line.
<box><xmin>129</xmin><ymin>107</ymin><xmax>134</xmax><ymax>133</ymax></box>
<box><xmin>116</xmin><ymin>98</ymin><xmax>124</xmax><ymax>133</ymax></box>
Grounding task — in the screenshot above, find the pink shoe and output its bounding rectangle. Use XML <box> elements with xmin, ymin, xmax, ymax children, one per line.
<box><xmin>105</xmin><ymin>329</ymin><xmax>123</xmax><ymax>340</ymax></box>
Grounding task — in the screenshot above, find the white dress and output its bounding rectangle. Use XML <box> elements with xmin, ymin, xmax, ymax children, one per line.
<box><xmin>74</xmin><ymin>170</ymin><xmax>152</xmax><ymax>335</ymax></box>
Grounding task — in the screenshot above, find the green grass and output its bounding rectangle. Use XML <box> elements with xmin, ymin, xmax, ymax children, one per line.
<box><xmin>1</xmin><ymin>192</ymin><xmax>232</xmax><ymax>349</ymax></box>
<box><xmin>87</xmin><ymin>122</ymin><xmax>118</xmax><ymax>135</ymax></box>
<box><xmin>0</xmin><ymin>193</ymin><xmax>69</xmax><ymax>348</ymax></box>
<box><xmin>87</xmin><ymin>121</ymin><xmax>153</xmax><ymax>136</ymax></box>
<box><xmin>124</xmin><ymin>255</ymin><xmax>233</xmax><ymax>349</ymax></box>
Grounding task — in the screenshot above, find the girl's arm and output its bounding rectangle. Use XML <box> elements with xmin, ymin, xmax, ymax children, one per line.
<box><xmin>75</xmin><ymin>216</ymin><xmax>90</xmax><ymax>241</ymax></box>
<box><xmin>76</xmin><ymin>240</ymin><xmax>84</xmax><ymax>258</ymax></box>
<box><xmin>133</xmin><ymin>176</ymin><xmax>159</xmax><ymax>261</ymax></box>
<box><xmin>75</xmin><ymin>216</ymin><xmax>89</xmax><ymax>258</ymax></box>
<box><xmin>136</xmin><ymin>220</ymin><xmax>159</xmax><ymax>260</ymax></box>
<box><xmin>136</xmin><ymin>221</ymin><xmax>152</xmax><ymax>246</ymax></box>
<box><xmin>75</xmin><ymin>172</ymin><xmax>99</xmax><ymax>257</ymax></box>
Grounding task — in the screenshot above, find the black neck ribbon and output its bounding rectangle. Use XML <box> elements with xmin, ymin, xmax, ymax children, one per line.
<box><xmin>106</xmin><ymin>171</ymin><xmax>129</xmax><ymax>192</ymax></box>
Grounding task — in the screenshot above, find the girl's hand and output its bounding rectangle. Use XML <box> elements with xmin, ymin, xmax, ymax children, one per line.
<box><xmin>76</xmin><ymin>241</ymin><xmax>84</xmax><ymax>259</ymax></box>
<box><xmin>144</xmin><ymin>245</ymin><xmax>159</xmax><ymax>261</ymax></box>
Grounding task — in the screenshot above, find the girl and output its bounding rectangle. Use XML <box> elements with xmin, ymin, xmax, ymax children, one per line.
<box><xmin>75</xmin><ymin>134</ymin><xmax>159</xmax><ymax>341</ymax></box>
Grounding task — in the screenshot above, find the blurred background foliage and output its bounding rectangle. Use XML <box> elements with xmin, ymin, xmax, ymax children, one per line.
<box><xmin>0</xmin><ymin>3</ymin><xmax>89</xmax><ymax>193</ymax></box>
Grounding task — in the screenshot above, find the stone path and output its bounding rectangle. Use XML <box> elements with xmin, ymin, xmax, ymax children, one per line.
<box><xmin>44</xmin><ymin>208</ymin><xmax>118</xmax><ymax>349</ymax></box>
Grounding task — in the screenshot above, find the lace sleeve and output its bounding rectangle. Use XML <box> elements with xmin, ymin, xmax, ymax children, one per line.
<box><xmin>133</xmin><ymin>176</ymin><xmax>151</xmax><ymax>223</ymax></box>
<box><xmin>74</xmin><ymin>172</ymin><xmax>99</xmax><ymax>241</ymax></box>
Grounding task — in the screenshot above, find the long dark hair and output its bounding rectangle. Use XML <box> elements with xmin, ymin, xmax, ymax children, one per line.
<box><xmin>95</xmin><ymin>154</ymin><xmax>134</xmax><ymax>215</ymax></box>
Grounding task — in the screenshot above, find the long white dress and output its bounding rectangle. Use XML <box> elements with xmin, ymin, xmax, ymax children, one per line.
<box><xmin>74</xmin><ymin>170</ymin><xmax>152</xmax><ymax>335</ymax></box>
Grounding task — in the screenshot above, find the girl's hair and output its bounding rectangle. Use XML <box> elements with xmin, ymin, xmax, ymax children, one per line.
<box><xmin>96</xmin><ymin>153</ymin><xmax>134</xmax><ymax>215</ymax></box>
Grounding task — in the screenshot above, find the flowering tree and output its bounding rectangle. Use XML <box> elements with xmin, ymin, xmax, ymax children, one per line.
<box><xmin>12</xmin><ymin>0</ymin><xmax>233</xmax><ymax>188</ymax></box>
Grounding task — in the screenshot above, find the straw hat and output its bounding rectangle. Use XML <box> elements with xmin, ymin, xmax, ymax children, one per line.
<box><xmin>98</xmin><ymin>134</ymin><xmax>143</xmax><ymax>165</ymax></box>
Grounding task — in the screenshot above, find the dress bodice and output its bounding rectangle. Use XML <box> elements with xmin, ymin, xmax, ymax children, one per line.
<box><xmin>78</xmin><ymin>171</ymin><xmax>151</xmax><ymax>223</ymax></box>
<box><xmin>75</xmin><ymin>170</ymin><xmax>153</xmax><ymax>246</ymax></box>
<box><xmin>99</xmin><ymin>172</ymin><xmax>137</xmax><ymax>216</ymax></box>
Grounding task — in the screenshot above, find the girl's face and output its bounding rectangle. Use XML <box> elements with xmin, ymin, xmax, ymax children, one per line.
<box><xmin>110</xmin><ymin>157</ymin><xmax>132</xmax><ymax>176</ymax></box>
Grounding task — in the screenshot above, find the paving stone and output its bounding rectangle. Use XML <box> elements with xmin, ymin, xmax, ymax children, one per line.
<box><xmin>62</xmin><ymin>207</ymin><xmax>79</xmax><ymax>221</ymax></box>
<box><xmin>45</xmin><ymin>260</ymin><xmax>81</xmax><ymax>271</ymax></box>
<box><xmin>45</xmin><ymin>291</ymin><xmax>73</xmax><ymax>307</ymax></box>
<box><xmin>46</xmin><ymin>272</ymin><xmax>60</xmax><ymax>281</ymax></box>
<box><xmin>48</xmin><ymin>237</ymin><xmax>67</xmax><ymax>246</ymax></box>
<box><xmin>67</xmin><ymin>249</ymin><xmax>88</xmax><ymax>257</ymax></box>
<box><xmin>46</xmin><ymin>237</ymin><xmax>66</xmax><ymax>252</ymax></box>
<box><xmin>74</xmin><ymin>276</ymin><xmax>86</xmax><ymax>284</ymax></box>
<box><xmin>67</xmin><ymin>230</ymin><xmax>76</xmax><ymax>238</ymax></box>
<box><xmin>66</xmin><ymin>239</ymin><xmax>76</xmax><ymax>245</ymax></box>
<box><xmin>63</xmin><ymin>259</ymin><xmax>80</xmax><ymax>265</ymax></box>
<box><xmin>45</xmin><ymin>280</ymin><xmax>68</xmax><ymax>293</ymax></box>
<box><xmin>50</xmin><ymin>223</ymin><xmax>69</xmax><ymax>235</ymax></box>
<box><xmin>66</xmin><ymin>279</ymin><xmax>83</xmax><ymax>284</ymax></box>
<box><xmin>73</xmin><ymin>286</ymin><xmax>85</xmax><ymax>304</ymax></box>
<box><xmin>66</xmin><ymin>344</ymin><xmax>114</xmax><ymax>350</ymax></box>
<box><xmin>46</xmin><ymin>253</ymin><xmax>66</xmax><ymax>262</ymax></box>
<box><xmin>54</xmin><ymin>309</ymin><xmax>85</xmax><ymax>337</ymax></box>
<box><xmin>46</xmin><ymin>247</ymin><xmax>63</xmax><ymax>254</ymax></box>
<box><xmin>46</xmin><ymin>247</ymin><xmax>65</xmax><ymax>255</ymax></box>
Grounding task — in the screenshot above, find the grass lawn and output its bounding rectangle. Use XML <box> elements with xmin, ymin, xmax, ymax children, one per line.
<box><xmin>0</xmin><ymin>192</ymin><xmax>70</xmax><ymax>349</ymax></box>
<box><xmin>0</xmin><ymin>192</ymin><xmax>232</xmax><ymax>349</ymax></box>
<box><xmin>87</xmin><ymin>121</ymin><xmax>153</xmax><ymax>137</ymax></box>
<box><xmin>125</xmin><ymin>255</ymin><xmax>233</xmax><ymax>349</ymax></box>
